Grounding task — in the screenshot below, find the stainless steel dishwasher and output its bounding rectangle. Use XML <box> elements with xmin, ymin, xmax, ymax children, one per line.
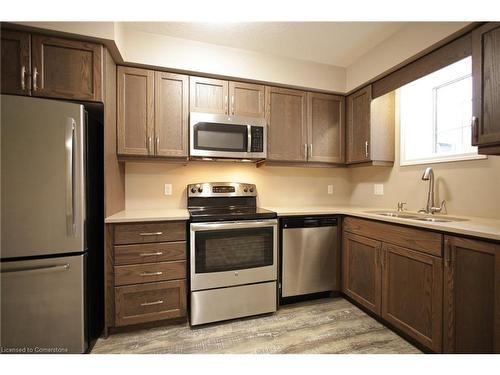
<box><xmin>281</xmin><ymin>216</ymin><xmax>338</xmax><ymax>298</ymax></box>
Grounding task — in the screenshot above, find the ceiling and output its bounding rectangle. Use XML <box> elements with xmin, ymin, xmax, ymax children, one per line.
<box><xmin>122</xmin><ymin>22</ymin><xmax>406</xmax><ymax>67</ymax></box>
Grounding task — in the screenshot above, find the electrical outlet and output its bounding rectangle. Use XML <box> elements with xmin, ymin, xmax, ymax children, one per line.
<box><xmin>373</xmin><ymin>184</ymin><xmax>384</xmax><ymax>195</ymax></box>
<box><xmin>164</xmin><ymin>184</ymin><xmax>172</xmax><ymax>196</ymax></box>
<box><xmin>327</xmin><ymin>185</ymin><xmax>334</xmax><ymax>195</ymax></box>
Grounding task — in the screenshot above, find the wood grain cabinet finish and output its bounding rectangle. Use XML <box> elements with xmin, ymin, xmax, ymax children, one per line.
<box><xmin>443</xmin><ymin>236</ymin><xmax>500</xmax><ymax>353</ymax></box>
<box><xmin>381</xmin><ymin>243</ymin><xmax>443</xmax><ymax>353</ymax></box>
<box><xmin>342</xmin><ymin>232</ymin><xmax>382</xmax><ymax>315</ymax></box>
<box><xmin>114</xmin><ymin>241</ymin><xmax>186</xmax><ymax>266</ymax></box>
<box><xmin>117</xmin><ymin>66</ymin><xmax>155</xmax><ymax>156</ymax></box>
<box><xmin>31</xmin><ymin>35</ymin><xmax>102</xmax><ymax>101</ymax></box>
<box><xmin>346</xmin><ymin>86</ymin><xmax>395</xmax><ymax>165</ymax></box>
<box><xmin>114</xmin><ymin>221</ymin><xmax>186</xmax><ymax>245</ymax></box>
<box><xmin>472</xmin><ymin>22</ymin><xmax>500</xmax><ymax>154</ymax></box>
<box><xmin>114</xmin><ymin>260</ymin><xmax>187</xmax><ymax>286</ymax></box>
<box><xmin>307</xmin><ymin>92</ymin><xmax>345</xmax><ymax>163</ymax></box>
<box><xmin>266</xmin><ymin>86</ymin><xmax>308</xmax><ymax>162</ymax></box>
<box><xmin>1</xmin><ymin>30</ymin><xmax>31</xmax><ymax>95</ymax></box>
<box><xmin>190</xmin><ymin>76</ymin><xmax>229</xmax><ymax>114</ymax></box>
<box><xmin>154</xmin><ymin>71</ymin><xmax>189</xmax><ymax>157</ymax></box>
<box><xmin>115</xmin><ymin>280</ymin><xmax>186</xmax><ymax>327</ymax></box>
<box><xmin>229</xmin><ymin>81</ymin><xmax>265</xmax><ymax>117</ymax></box>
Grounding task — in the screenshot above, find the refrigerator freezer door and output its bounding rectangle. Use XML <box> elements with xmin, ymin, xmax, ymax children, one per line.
<box><xmin>0</xmin><ymin>254</ymin><xmax>87</xmax><ymax>353</ymax></box>
<box><xmin>1</xmin><ymin>95</ymin><xmax>85</xmax><ymax>258</ymax></box>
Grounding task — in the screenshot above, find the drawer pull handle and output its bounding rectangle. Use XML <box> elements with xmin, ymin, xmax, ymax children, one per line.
<box><xmin>139</xmin><ymin>232</ymin><xmax>163</xmax><ymax>236</ymax></box>
<box><xmin>140</xmin><ymin>252</ymin><xmax>163</xmax><ymax>257</ymax></box>
<box><xmin>140</xmin><ymin>300</ymin><xmax>164</xmax><ymax>307</ymax></box>
<box><xmin>140</xmin><ymin>271</ymin><xmax>163</xmax><ymax>277</ymax></box>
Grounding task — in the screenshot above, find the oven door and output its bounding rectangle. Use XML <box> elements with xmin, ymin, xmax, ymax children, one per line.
<box><xmin>190</xmin><ymin>219</ymin><xmax>277</xmax><ymax>291</ymax></box>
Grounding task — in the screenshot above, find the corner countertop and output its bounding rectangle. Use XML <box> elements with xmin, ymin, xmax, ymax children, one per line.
<box><xmin>104</xmin><ymin>206</ymin><xmax>500</xmax><ymax>242</ymax></box>
<box><xmin>262</xmin><ymin>206</ymin><xmax>500</xmax><ymax>242</ymax></box>
<box><xmin>105</xmin><ymin>209</ymin><xmax>189</xmax><ymax>223</ymax></box>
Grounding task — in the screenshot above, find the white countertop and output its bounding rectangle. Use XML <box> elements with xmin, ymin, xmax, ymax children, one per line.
<box><xmin>104</xmin><ymin>206</ymin><xmax>500</xmax><ymax>242</ymax></box>
<box><xmin>263</xmin><ymin>206</ymin><xmax>500</xmax><ymax>242</ymax></box>
<box><xmin>105</xmin><ymin>208</ymin><xmax>189</xmax><ymax>223</ymax></box>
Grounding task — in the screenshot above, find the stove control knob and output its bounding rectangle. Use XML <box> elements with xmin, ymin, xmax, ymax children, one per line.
<box><xmin>190</xmin><ymin>187</ymin><xmax>197</xmax><ymax>194</ymax></box>
<box><xmin>198</xmin><ymin>187</ymin><xmax>203</xmax><ymax>193</ymax></box>
<box><xmin>249</xmin><ymin>187</ymin><xmax>254</xmax><ymax>193</ymax></box>
<box><xmin>243</xmin><ymin>187</ymin><xmax>248</xmax><ymax>193</ymax></box>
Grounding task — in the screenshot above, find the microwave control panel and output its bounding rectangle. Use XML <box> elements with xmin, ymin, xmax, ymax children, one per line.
<box><xmin>250</xmin><ymin>126</ymin><xmax>264</xmax><ymax>152</ymax></box>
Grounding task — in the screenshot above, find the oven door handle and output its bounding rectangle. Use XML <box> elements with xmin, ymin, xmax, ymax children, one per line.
<box><xmin>191</xmin><ymin>219</ymin><xmax>277</xmax><ymax>231</ymax></box>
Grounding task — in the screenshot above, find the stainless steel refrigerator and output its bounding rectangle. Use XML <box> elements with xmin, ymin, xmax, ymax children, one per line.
<box><xmin>1</xmin><ymin>94</ymin><xmax>103</xmax><ymax>353</ymax></box>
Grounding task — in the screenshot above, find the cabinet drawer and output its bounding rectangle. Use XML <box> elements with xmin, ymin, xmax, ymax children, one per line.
<box><xmin>114</xmin><ymin>260</ymin><xmax>186</xmax><ymax>286</ymax></box>
<box><xmin>114</xmin><ymin>241</ymin><xmax>186</xmax><ymax>266</ymax></box>
<box><xmin>115</xmin><ymin>280</ymin><xmax>186</xmax><ymax>327</ymax></box>
<box><xmin>114</xmin><ymin>221</ymin><xmax>186</xmax><ymax>245</ymax></box>
<box><xmin>343</xmin><ymin>217</ymin><xmax>442</xmax><ymax>257</ymax></box>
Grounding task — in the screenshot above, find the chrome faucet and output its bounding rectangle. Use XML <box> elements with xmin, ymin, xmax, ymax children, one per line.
<box><xmin>418</xmin><ymin>167</ymin><xmax>446</xmax><ymax>214</ymax></box>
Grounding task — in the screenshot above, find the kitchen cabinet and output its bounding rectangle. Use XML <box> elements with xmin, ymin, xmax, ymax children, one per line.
<box><xmin>1</xmin><ymin>31</ymin><xmax>103</xmax><ymax>102</ymax></box>
<box><xmin>343</xmin><ymin>217</ymin><xmax>443</xmax><ymax>352</ymax></box>
<box><xmin>381</xmin><ymin>243</ymin><xmax>443</xmax><ymax>353</ymax></box>
<box><xmin>190</xmin><ymin>76</ymin><xmax>265</xmax><ymax>118</ymax></box>
<box><xmin>443</xmin><ymin>235</ymin><xmax>500</xmax><ymax>353</ymax></box>
<box><xmin>154</xmin><ymin>71</ymin><xmax>189</xmax><ymax>157</ymax></box>
<box><xmin>106</xmin><ymin>221</ymin><xmax>187</xmax><ymax>329</ymax></box>
<box><xmin>307</xmin><ymin>92</ymin><xmax>345</xmax><ymax>163</ymax></box>
<box><xmin>117</xmin><ymin>66</ymin><xmax>154</xmax><ymax>156</ymax></box>
<box><xmin>346</xmin><ymin>87</ymin><xmax>395</xmax><ymax>165</ymax></box>
<box><xmin>472</xmin><ymin>22</ymin><xmax>500</xmax><ymax>154</ymax></box>
<box><xmin>265</xmin><ymin>86</ymin><xmax>308</xmax><ymax>162</ymax></box>
<box><xmin>342</xmin><ymin>232</ymin><xmax>382</xmax><ymax>315</ymax></box>
<box><xmin>1</xmin><ymin>30</ymin><xmax>31</xmax><ymax>95</ymax></box>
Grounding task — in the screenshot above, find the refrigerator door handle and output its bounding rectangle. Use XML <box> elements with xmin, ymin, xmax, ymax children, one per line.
<box><xmin>1</xmin><ymin>263</ymin><xmax>70</xmax><ymax>275</ymax></box>
<box><xmin>65</xmin><ymin>117</ymin><xmax>76</xmax><ymax>237</ymax></box>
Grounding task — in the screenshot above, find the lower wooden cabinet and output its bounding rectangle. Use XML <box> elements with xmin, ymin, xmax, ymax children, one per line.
<box><xmin>381</xmin><ymin>243</ymin><xmax>443</xmax><ymax>353</ymax></box>
<box><xmin>115</xmin><ymin>280</ymin><xmax>186</xmax><ymax>327</ymax></box>
<box><xmin>443</xmin><ymin>235</ymin><xmax>500</xmax><ymax>353</ymax></box>
<box><xmin>342</xmin><ymin>232</ymin><xmax>382</xmax><ymax>315</ymax></box>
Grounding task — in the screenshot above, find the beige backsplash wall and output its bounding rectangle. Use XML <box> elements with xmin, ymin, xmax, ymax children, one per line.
<box><xmin>125</xmin><ymin>162</ymin><xmax>352</xmax><ymax>210</ymax></box>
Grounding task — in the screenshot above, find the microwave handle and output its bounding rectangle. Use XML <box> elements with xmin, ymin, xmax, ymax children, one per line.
<box><xmin>247</xmin><ymin>125</ymin><xmax>252</xmax><ymax>153</ymax></box>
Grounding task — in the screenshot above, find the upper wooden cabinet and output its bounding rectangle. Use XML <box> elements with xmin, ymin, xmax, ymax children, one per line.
<box><xmin>266</xmin><ymin>86</ymin><xmax>308</xmax><ymax>162</ymax></box>
<box><xmin>117</xmin><ymin>67</ymin><xmax>189</xmax><ymax>158</ymax></box>
<box><xmin>472</xmin><ymin>22</ymin><xmax>500</xmax><ymax>154</ymax></box>
<box><xmin>1</xmin><ymin>30</ymin><xmax>31</xmax><ymax>95</ymax></box>
<box><xmin>155</xmin><ymin>72</ymin><xmax>189</xmax><ymax>157</ymax></box>
<box><xmin>346</xmin><ymin>86</ymin><xmax>395</xmax><ymax>165</ymax></box>
<box><xmin>307</xmin><ymin>92</ymin><xmax>345</xmax><ymax>163</ymax></box>
<box><xmin>443</xmin><ymin>235</ymin><xmax>500</xmax><ymax>353</ymax></box>
<box><xmin>190</xmin><ymin>76</ymin><xmax>265</xmax><ymax>118</ymax></box>
<box><xmin>117</xmin><ymin>66</ymin><xmax>154</xmax><ymax>156</ymax></box>
<box><xmin>1</xmin><ymin>30</ymin><xmax>103</xmax><ymax>102</ymax></box>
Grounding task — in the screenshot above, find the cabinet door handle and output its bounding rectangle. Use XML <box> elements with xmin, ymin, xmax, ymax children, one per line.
<box><xmin>140</xmin><ymin>252</ymin><xmax>163</xmax><ymax>257</ymax></box>
<box><xmin>21</xmin><ymin>65</ymin><xmax>26</xmax><ymax>91</ymax></box>
<box><xmin>147</xmin><ymin>137</ymin><xmax>152</xmax><ymax>155</ymax></box>
<box><xmin>365</xmin><ymin>140</ymin><xmax>369</xmax><ymax>158</ymax></box>
<box><xmin>140</xmin><ymin>300</ymin><xmax>164</xmax><ymax>307</ymax></box>
<box><xmin>140</xmin><ymin>271</ymin><xmax>163</xmax><ymax>277</ymax></box>
<box><xmin>32</xmin><ymin>67</ymin><xmax>38</xmax><ymax>91</ymax></box>
<box><xmin>304</xmin><ymin>144</ymin><xmax>308</xmax><ymax>159</ymax></box>
<box><xmin>231</xmin><ymin>95</ymin><xmax>235</xmax><ymax>115</ymax></box>
<box><xmin>139</xmin><ymin>231</ymin><xmax>163</xmax><ymax>236</ymax></box>
<box><xmin>224</xmin><ymin>95</ymin><xmax>228</xmax><ymax>114</ymax></box>
<box><xmin>309</xmin><ymin>144</ymin><xmax>313</xmax><ymax>157</ymax></box>
<box><xmin>156</xmin><ymin>137</ymin><xmax>160</xmax><ymax>154</ymax></box>
<box><xmin>471</xmin><ymin>116</ymin><xmax>479</xmax><ymax>146</ymax></box>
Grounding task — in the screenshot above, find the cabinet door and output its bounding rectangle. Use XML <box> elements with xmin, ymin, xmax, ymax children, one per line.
<box><xmin>381</xmin><ymin>243</ymin><xmax>443</xmax><ymax>352</ymax></box>
<box><xmin>117</xmin><ymin>66</ymin><xmax>155</xmax><ymax>156</ymax></box>
<box><xmin>342</xmin><ymin>232</ymin><xmax>382</xmax><ymax>315</ymax></box>
<box><xmin>472</xmin><ymin>22</ymin><xmax>500</xmax><ymax>148</ymax></box>
<box><xmin>1</xmin><ymin>30</ymin><xmax>31</xmax><ymax>95</ymax></box>
<box><xmin>443</xmin><ymin>236</ymin><xmax>500</xmax><ymax>353</ymax></box>
<box><xmin>32</xmin><ymin>35</ymin><xmax>102</xmax><ymax>101</ymax></box>
<box><xmin>189</xmin><ymin>76</ymin><xmax>228</xmax><ymax>114</ymax></box>
<box><xmin>346</xmin><ymin>86</ymin><xmax>371</xmax><ymax>163</ymax></box>
<box><xmin>154</xmin><ymin>72</ymin><xmax>189</xmax><ymax>157</ymax></box>
<box><xmin>307</xmin><ymin>92</ymin><xmax>344</xmax><ymax>163</ymax></box>
<box><xmin>266</xmin><ymin>86</ymin><xmax>307</xmax><ymax>162</ymax></box>
<box><xmin>229</xmin><ymin>81</ymin><xmax>265</xmax><ymax>117</ymax></box>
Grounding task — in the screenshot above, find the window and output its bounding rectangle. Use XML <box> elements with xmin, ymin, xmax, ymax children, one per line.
<box><xmin>399</xmin><ymin>56</ymin><xmax>485</xmax><ymax>165</ymax></box>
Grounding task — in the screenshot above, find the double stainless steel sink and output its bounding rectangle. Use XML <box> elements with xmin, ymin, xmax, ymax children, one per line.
<box><xmin>365</xmin><ymin>210</ymin><xmax>468</xmax><ymax>223</ymax></box>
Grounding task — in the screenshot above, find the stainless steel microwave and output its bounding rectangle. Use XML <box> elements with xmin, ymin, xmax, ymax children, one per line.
<box><xmin>189</xmin><ymin>112</ymin><xmax>267</xmax><ymax>160</ymax></box>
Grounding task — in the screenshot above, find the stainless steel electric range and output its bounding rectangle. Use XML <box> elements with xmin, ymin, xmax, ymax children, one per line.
<box><xmin>187</xmin><ymin>182</ymin><xmax>278</xmax><ymax>326</ymax></box>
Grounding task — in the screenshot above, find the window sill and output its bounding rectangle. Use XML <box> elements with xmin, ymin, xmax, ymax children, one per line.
<box><xmin>400</xmin><ymin>153</ymin><xmax>487</xmax><ymax>166</ymax></box>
